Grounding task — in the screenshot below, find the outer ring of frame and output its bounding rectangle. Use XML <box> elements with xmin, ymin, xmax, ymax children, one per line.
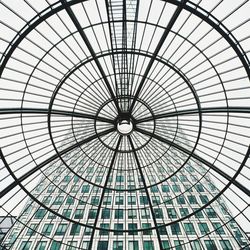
<box><xmin>0</xmin><ymin>0</ymin><xmax>249</xmax><ymax>233</ymax></box>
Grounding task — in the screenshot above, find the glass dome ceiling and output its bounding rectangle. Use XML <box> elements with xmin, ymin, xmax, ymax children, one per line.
<box><xmin>0</xmin><ymin>0</ymin><xmax>250</xmax><ymax>249</ymax></box>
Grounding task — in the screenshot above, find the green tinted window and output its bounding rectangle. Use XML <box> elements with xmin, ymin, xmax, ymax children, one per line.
<box><xmin>42</xmin><ymin>223</ymin><xmax>53</xmax><ymax>236</ymax></box>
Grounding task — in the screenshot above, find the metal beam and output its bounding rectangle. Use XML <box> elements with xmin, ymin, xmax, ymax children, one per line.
<box><xmin>128</xmin><ymin>0</ymin><xmax>188</xmax><ymax>114</ymax></box>
<box><xmin>60</xmin><ymin>0</ymin><xmax>121</xmax><ymax>114</ymax></box>
<box><xmin>0</xmin><ymin>127</ymin><xmax>115</xmax><ymax>198</ymax></box>
<box><xmin>135</xmin><ymin>127</ymin><xmax>250</xmax><ymax>197</ymax></box>
<box><xmin>88</xmin><ymin>135</ymin><xmax>122</xmax><ymax>249</ymax></box>
<box><xmin>128</xmin><ymin>135</ymin><xmax>163</xmax><ymax>250</ymax></box>
<box><xmin>0</xmin><ymin>108</ymin><xmax>115</xmax><ymax>124</ymax></box>
<box><xmin>135</xmin><ymin>107</ymin><xmax>250</xmax><ymax>124</ymax></box>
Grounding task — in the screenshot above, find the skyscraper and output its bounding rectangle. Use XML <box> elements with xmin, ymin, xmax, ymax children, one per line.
<box><xmin>0</xmin><ymin>0</ymin><xmax>250</xmax><ymax>250</ymax></box>
<box><xmin>2</xmin><ymin>129</ymin><xmax>250</xmax><ymax>249</ymax></box>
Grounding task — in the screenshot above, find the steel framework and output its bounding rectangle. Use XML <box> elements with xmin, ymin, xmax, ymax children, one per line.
<box><xmin>0</xmin><ymin>0</ymin><xmax>250</xmax><ymax>249</ymax></box>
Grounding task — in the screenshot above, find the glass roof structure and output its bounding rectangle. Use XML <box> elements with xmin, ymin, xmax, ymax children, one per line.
<box><xmin>0</xmin><ymin>0</ymin><xmax>250</xmax><ymax>249</ymax></box>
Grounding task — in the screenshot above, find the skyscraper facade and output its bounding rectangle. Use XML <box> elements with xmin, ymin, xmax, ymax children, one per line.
<box><xmin>3</xmin><ymin>131</ymin><xmax>249</xmax><ymax>249</ymax></box>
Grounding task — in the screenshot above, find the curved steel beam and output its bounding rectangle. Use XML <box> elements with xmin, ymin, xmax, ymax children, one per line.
<box><xmin>0</xmin><ymin>108</ymin><xmax>115</xmax><ymax>124</ymax></box>
<box><xmin>128</xmin><ymin>135</ymin><xmax>164</xmax><ymax>250</ymax></box>
<box><xmin>88</xmin><ymin>135</ymin><xmax>122</xmax><ymax>249</ymax></box>
<box><xmin>60</xmin><ymin>0</ymin><xmax>121</xmax><ymax>114</ymax></box>
<box><xmin>135</xmin><ymin>107</ymin><xmax>250</xmax><ymax>124</ymax></box>
<box><xmin>134</xmin><ymin>127</ymin><xmax>250</xmax><ymax>197</ymax></box>
<box><xmin>128</xmin><ymin>0</ymin><xmax>188</xmax><ymax>114</ymax></box>
<box><xmin>0</xmin><ymin>127</ymin><xmax>115</xmax><ymax>198</ymax></box>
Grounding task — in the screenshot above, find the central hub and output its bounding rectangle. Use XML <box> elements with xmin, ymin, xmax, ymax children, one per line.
<box><xmin>117</xmin><ymin>120</ymin><xmax>133</xmax><ymax>135</ymax></box>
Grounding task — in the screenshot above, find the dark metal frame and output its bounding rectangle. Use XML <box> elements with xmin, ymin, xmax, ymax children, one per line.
<box><xmin>0</xmin><ymin>0</ymin><xmax>250</xmax><ymax>249</ymax></box>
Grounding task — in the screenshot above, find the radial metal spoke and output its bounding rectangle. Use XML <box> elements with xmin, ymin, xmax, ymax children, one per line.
<box><xmin>128</xmin><ymin>0</ymin><xmax>188</xmax><ymax>113</ymax></box>
<box><xmin>128</xmin><ymin>135</ymin><xmax>163</xmax><ymax>250</ymax></box>
<box><xmin>60</xmin><ymin>0</ymin><xmax>121</xmax><ymax>114</ymax></box>
<box><xmin>88</xmin><ymin>135</ymin><xmax>122</xmax><ymax>249</ymax></box>
<box><xmin>135</xmin><ymin>106</ymin><xmax>250</xmax><ymax>124</ymax></box>
<box><xmin>0</xmin><ymin>108</ymin><xmax>115</xmax><ymax>124</ymax></box>
<box><xmin>0</xmin><ymin>127</ymin><xmax>115</xmax><ymax>198</ymax></box>
<box><xmin>134</xmin><ymin>127</ymin><xmax>250</xmax><ymax>197</ymax></box>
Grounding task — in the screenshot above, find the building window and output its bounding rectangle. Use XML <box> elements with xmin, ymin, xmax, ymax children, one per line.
<box><xmin>34</xmin><ymin>208</ymin><xmax>46</xmax><ymax>219</ymax></box>
<box><xmin>36</xmin><ymin>241</ymin><xmax>47</xmax><ymax>250</ymax></box>
<box><xmin>142</xmin><ymin>223</ymin><xmax>152</xmax><ymax>235</ymax></box>
<box><xmin>66</xmin><ymin>196</ymin><xmax>75</xmax><ymax>205</ymax></box>
<box><xmin>101</xmin><ymin>208</ymin><xmax>110</xmax><ymax>219</ymax></box>
<box><xmin>179</xmin><ymin>208</ymin><xmax>189</xmax><ymax>217</ymax></box>
<box><xmin>212</xmin><ymin>222</ymin><xmax>225</xmax><ymax>235</ymax></box>
<box><xmin>152</xmin><ymin>196</ymin><xmax>160</xmax><ymax>205</ymax></box>
<box><xmin>140</xmin><ymin>196</ymin><xmax>149</xmax><ymax>205</ymax></box>
<box><xmin>174</xmin><ymin>240</ymin><xmax>185</xmax><ymax>250</ymax></box>
<box><xmin>162</xmin><ymin>240</ymin><xmax>170</xmax><ymax>250</ymax></box>
<box><xmin>84</xmin><ymin>226</ymin><xmax>92</xmax><ymax>235</ymax></box>
<box><xmin>74</xmin><ymin>209</ymin><xmax>84</xmax><ymax>219</ymax></box>
<box><xmin>97</xmin><ymin>241</ymin><xmax>108</xmax><ymax>250</ymax></box>
<box><xmin>55</xmin><ymin>223</ymin><xmax>67</xmax><ymax>236</ymax></box>
<box><xmin>162</xmin><ymin>184</ymin><xmax>170</xmax><ymax>193</ymax></box>
<box><xmin>70</xmin><ymin>224</ymin><xmax>81</xmax><ymax>236</ymax></box>
<box><xmin>128</xmin><ymin>223</ymin><xmax>138</xmax><ymax>235</ymax></box>
<box><xmin>128</xmin><ymin>241</ymin><xmax>139</xmax><ymax>250</ymax></box>
<box><xmin>26</xmin><ymin>224</ymin><xmax>38</xmax><ymax>236</ymax></box>
<box><xmin>190</xmin><ymin>241</ymin><xmax>202</xmax><ymax>250</ymax></box>
<box><xmin>204</xmin><ymin>240</ymin><xmax>218</xmax><ymax>250</ymax></box>
<box><xmin>151</xmin><ymin>186</ymin><xmax>159</xmax><ymax>193</ymax></box>
<box><xmin>19</xmin><ymin>241</ymin><xmax>32</xmax><ymax>250</ymax></box>
<box><xmin>47</xmin><ymin>210</ymin><xmax>57</xmax><ymax>219</ymax></box>
<box><xmin>167</xmin><ymin>208</ymin><xmax>177</xmax><ymax>219</ymax></box>
<box><xmin>103</xmin><ymin>196</ymin><xmax>112</xmax><ymax>205</ymax></box>
<box><xmin>128</xmin><ymin>196</ymin><xmax>136</xmax><ymax>205</ymax></box>
<box><xmin>195</xmin><ymin>183</ymin><xmax>205</xmax><ymax>192</ymax></box>
<box><xmin>42</xmin><ymin>196</ymin><xmax>52</xmax><ymax>205</ymax></box>
<box><xmin>71</xmin><ymin>185</ymin><xmax>79</xmax><ymax>193</ymax></box>
<box><xmin>47</xmin><ymin>185</ymin><xmax>55</xmax><ymax>193</ymax></box>
<box><xmin>82</xmin><ymin>242</ymin><xmax>89</xmax><ymax>250</ymax></box>
<box><xmin>81</xmin><ymin>185</ymin><xmax>90</xmax><ymax>193</ymax></box>
<box><xmin>99</xmin><ymin>223</ymin><xmax>109</xmax><ymax>235</ymax></box>
<box><xmin>62</xmin><ymin>209</ymin><xmax>72</xmax><ymax>218</ymax></box>
<box><xmin>63</xmin><ymin>175</ymin><xmax>71</xmax><ymax>182</ymax></box>
<box><xmin>184</xmin><ymin>223</ymin><xmax>196</xmax><ymax>235</ymax></box>
<box><xmin>194</xmin><ymin>208</ymin><xmax>204</xmax><ymax>218</ymax></box>
<box><xmin>177</xmin><ymin>195</ymin><xmax>186</xmax><ymax>204</ymax></box>
<box><xmin>91</xmin><ymin>196</ymin><xmax>100</xmax><ymax>205</ymax></box>
<box><xmin>50</xmin><ymin>241</ymin><xmax>61</xmax><ymax>250</ymax></box>
<box><xmin>53</xmin><ymin>196</ymin><xmax>64</xmax><ymax>205</ymax></box>
<box><xmin>158</xmin><ymin>224</ymin><xmax>168</xmax><ymax>235</ymax></box>
<box><xmin>205</xmin><ymin>207</ymin><xmax>217</xmax><ymax>218</ymax></box>
<box><xmin>116</xmin><ymin>175</ymin><xmax>124</xmax><ymax>182</ymax></box>
<box><xmin>198</xmin><ymin>223</ymin><xmax>209</xmax><ymax>235</ymax></box>
<box><xmin>171</xmin><ymin>223</ymin><xmax>182</xmax><ymax>235</ymax></box>
<box><xmin>66</xmin><ymin>241</ymin><xmax>77</xmax><ymax>250</ymax></box>
<box><xmin>88</xmin><ymin>209</ymin><xmax>97</xmax><ymax>219</ymax></box>
<box><xmin>143</xmin><ymin>240</ymin><xmax>154</xmax><ymax>250</ymax></box>
<box><xmin>188</xmin><ymin>195</ymin><xmax>198</xmax><ymax>204</ymax></box>
<box><xmin>114</xmin><ymin>223</ymin><xmax>123</xmax><ymax>235</ymax></box>
<box><xmin>164</xmin><ymin>195</ymin><xmax>173</xmax><ymax>204</ymax></box>
<box><xmin>113</xmin><ymin>241</ymin><xmax>123</xmax><ymax>250</ymax></box>
<box><xmin>154</xmin><ymin>208</ymin><xmax>163</xmax><ymax>219</ymax></box>
<box><xmin>115</xmin><ymin>196</ymin><xmax>124</xmax><ymax>205</ymax></box>
<box><xmin>128</xmin><ymin>209</ymin><xmax>137</xmax><ymax>219</ymax></box>
<box><xmin>115</xmin><ymin>209</ymin><xmax>123</xmax><ymax>219</ymax></box>
<box><xmin>141</xmin><ymin>208</ymin><xmax>150</xmax><ymax>219</ymax></box>
<box><xmin>219</xmin><ymin>240</ymin><xmax>233</xmax><ymax>250</ymax></box>
<box><xmin>172</xmin><ymin>184</ymin><xmax>181</xmax><ymax>192</ymax></box>
<box><xmin>200</xmin><ymin>195</ymin><xmax>209</xmax><ymax>204</ymax></box>
<box><xmin>42</xmin><ymin>223</ymin><xmax>53</xmax><ymax>236</ymax></box>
